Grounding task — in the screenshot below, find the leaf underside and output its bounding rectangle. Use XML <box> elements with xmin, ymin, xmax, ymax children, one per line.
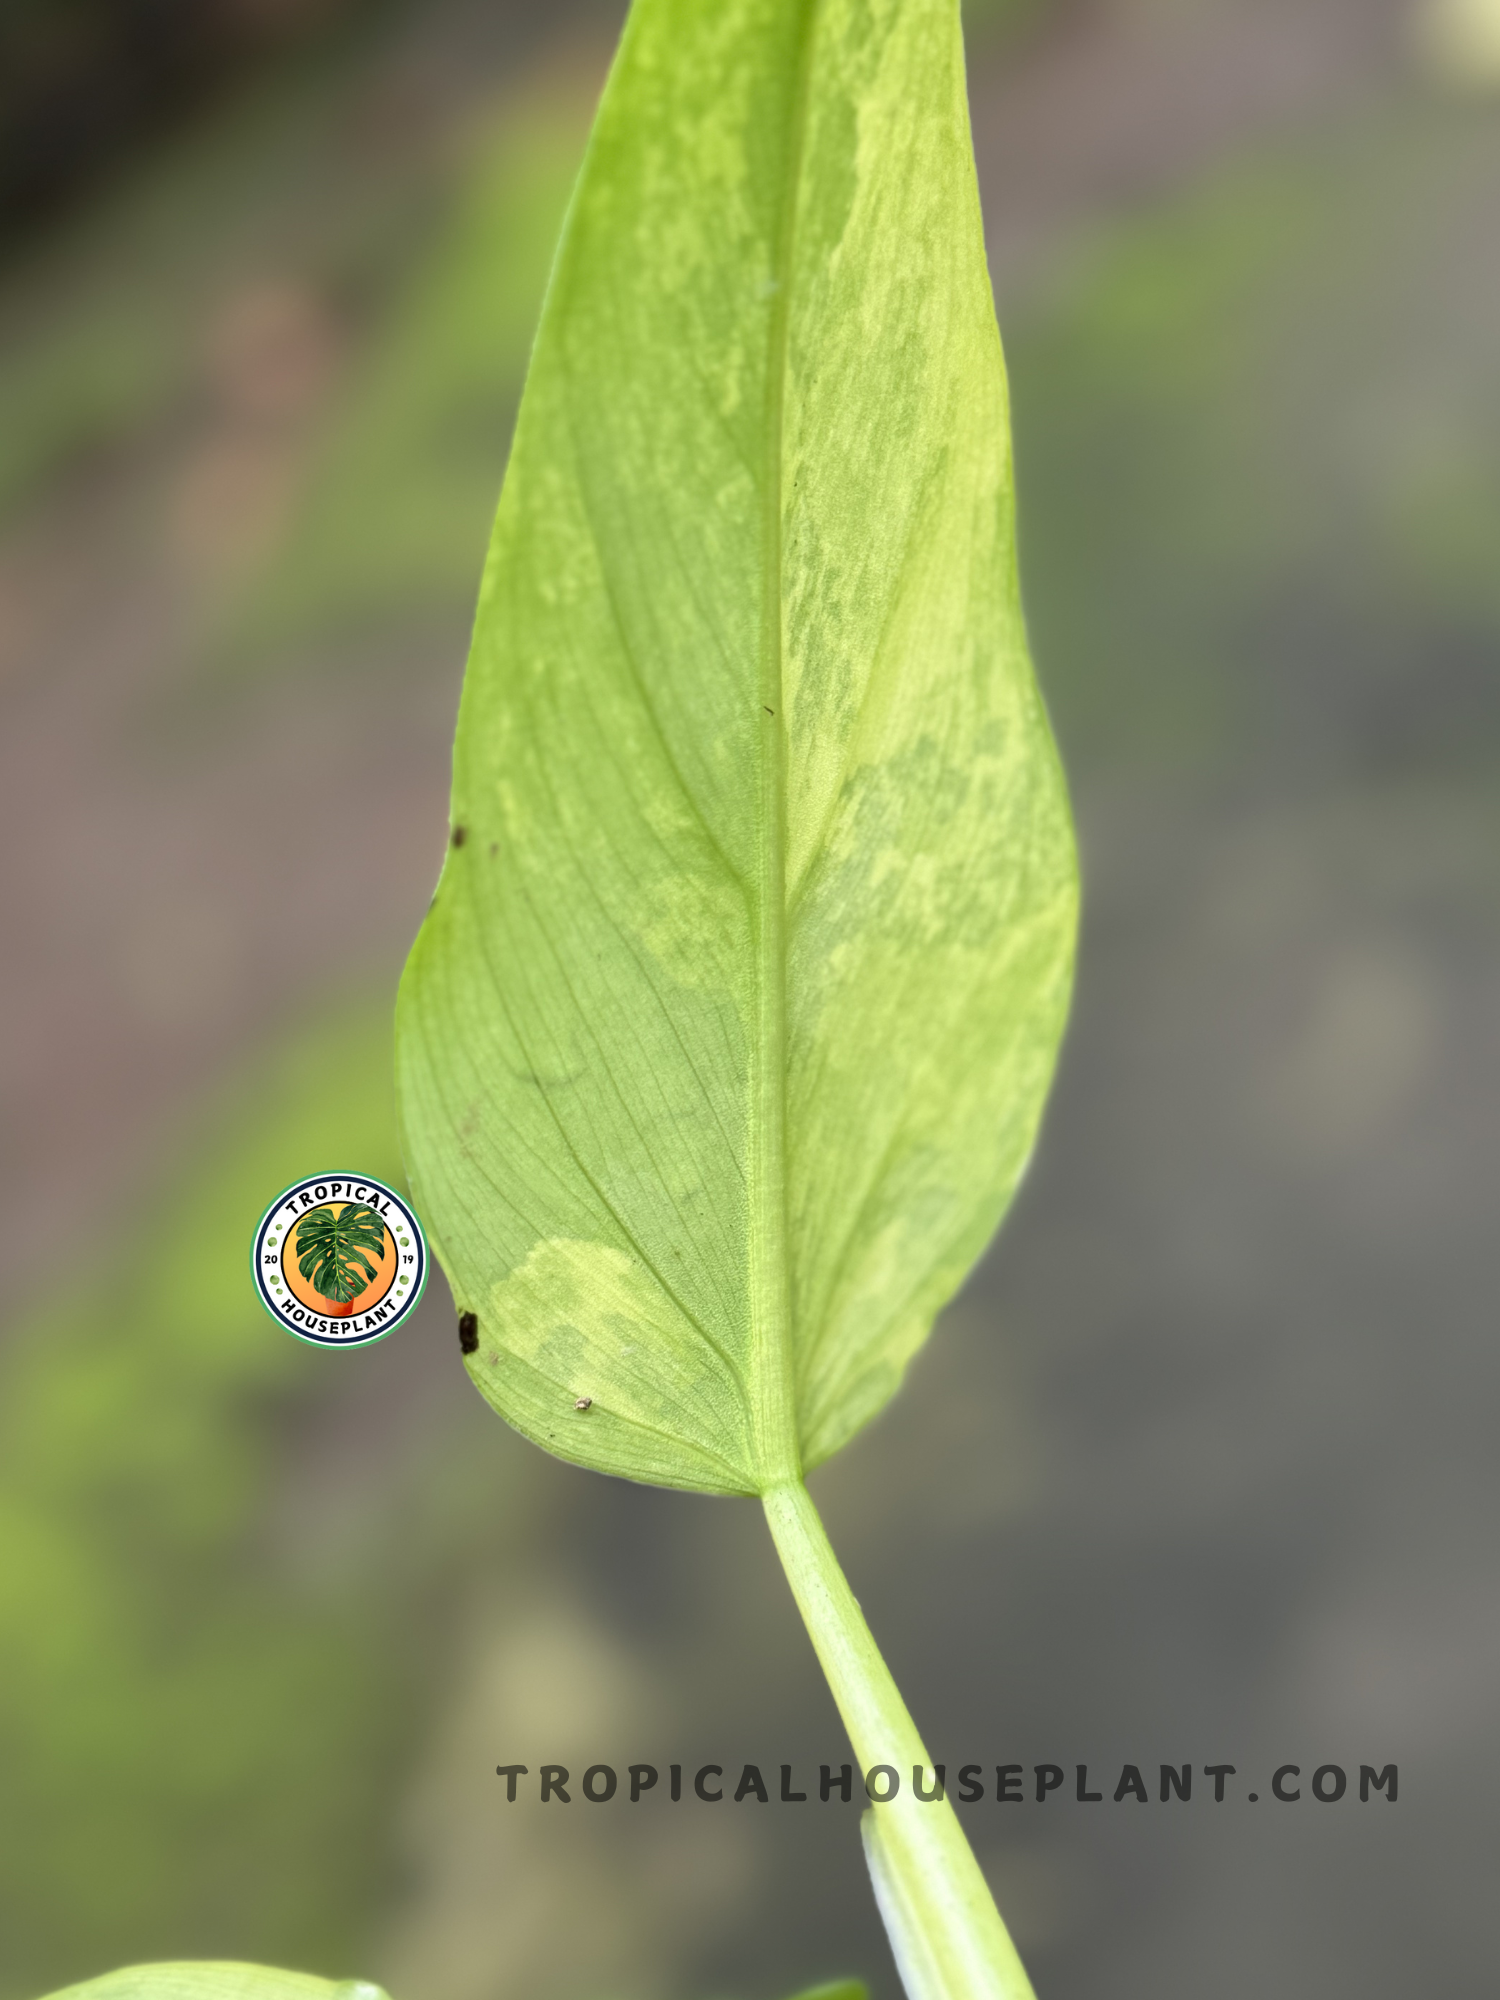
<box><xmin>396</xmin><ymin>0</ymin><xmax>1077</xmax><ymax>1495</ymax></box>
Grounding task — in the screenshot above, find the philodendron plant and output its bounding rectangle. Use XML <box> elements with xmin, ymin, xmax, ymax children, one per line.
<box><xmin>35</xmin><ymin>2</ymin><xmax>1074</xmax><ymax>1999</ymax></box>
<box><xmin>396</xmin><ymin>0</ymin><xmax>1076</xmax><ymax>1995</ymax></box>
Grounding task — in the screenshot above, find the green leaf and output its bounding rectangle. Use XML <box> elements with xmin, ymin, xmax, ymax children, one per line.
<box><xmin>32</xmin><ymin>1968</ymin><xmax>389</xmax><ymax>2000</ymax></box>
<box><xmin>396</xmin><ymin>0</ymin><xmax>1077</xmax><ymax>1495</ymax></box>
<box><xmin>30</xmin><ymin>1969</ymin><xmax>853</xmax><ymax>2000</ymax></box>
<box><xmin>293</xmin><ymin>1203</ymin><xmax>387</xmax><ymax>1304</ymax></box>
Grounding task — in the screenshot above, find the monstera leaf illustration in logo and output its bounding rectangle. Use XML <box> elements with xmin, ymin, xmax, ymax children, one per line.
<box><xmin>294</xmin><ymin>1203</ymin><xmax>387</xmax><ymax>1311</ymax></box>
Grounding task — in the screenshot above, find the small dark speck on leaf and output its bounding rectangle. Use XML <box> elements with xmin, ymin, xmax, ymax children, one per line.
<box><xmin>452</xmin><ymin>825</ymin><xmax>467</xmax><ymax>848</ymax></box>
<box><xmin>574</xmin><ymin>1396</ymin><xmax>593</xmax><ymax>1411</ymax></box>
<box><xmin>489</xmin><ymin>841</ymin><xmax>498</xmax><ymax>858</ymax></box>
<box><xmin>458</xmin><ymin>1311</ymin><xmax>478</xmax><ymax>1354</ymax></box>
<box><xmin>763</xmin><ymin>706</ymin><xmax>775</xmax><ymax>715</ymax></box>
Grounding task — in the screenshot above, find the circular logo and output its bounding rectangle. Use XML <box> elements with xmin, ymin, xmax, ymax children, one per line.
<box><xmin>251</xmin><ymin>1173</ymin><xmax>428</xmax><ymax>1347</ymax></box>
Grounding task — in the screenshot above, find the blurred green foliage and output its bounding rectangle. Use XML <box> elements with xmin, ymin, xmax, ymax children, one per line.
<box><xmin>0</xmin><ymin>0</ymin><xmax>380</xmax><ymax>237</ymax></box>
<box><xmin>221</xmin><ymin>102</ymin><xmax>589</xmax><ymax>671</ymax></box>
<box><xmin>0</xmin><ymin>21</ymin><xmax>471</xmax><ymax>521</ymax></box>
<box><xmin>0</xmin><ymin>286</ymin><xmax>173</xmax><ymax>515</ymax></box>
<box><xmin>959</xmin><ymin>0</ymin><xmax>1049</xmax><ymax>53</ymax></box>
<box><xmin>0</xmin><ymin>1004</ymin><xmax>418</xmax><ymax>1996</ymax></box>
<box><xmin>1009</xmin><ymin>100</ymin><xmax>1500</xmax><ymax>777</ymax></box>
<box><xmin>0</xmin><ymin>34</ymin><xmax>594</xmax><ymax>1997</ymax></box>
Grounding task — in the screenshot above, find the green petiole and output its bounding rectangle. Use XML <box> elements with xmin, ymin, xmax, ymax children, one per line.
<box><xmin>765</xmin><ymin>1480</ymin><xmax>1037</xmax><ymax>2000</ymax></box>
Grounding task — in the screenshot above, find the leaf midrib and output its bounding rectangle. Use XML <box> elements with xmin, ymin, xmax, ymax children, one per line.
<box><xmin>747</xmin><ymin>0</ymin><xmax>820</xmax><ymax>1490</ymax></box>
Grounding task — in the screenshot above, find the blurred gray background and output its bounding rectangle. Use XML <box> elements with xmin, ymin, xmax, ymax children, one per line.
<box><xmin>1</xmin><ymin>1</ymin><xmax>1497</xmax><ymax>1997</ymax></box>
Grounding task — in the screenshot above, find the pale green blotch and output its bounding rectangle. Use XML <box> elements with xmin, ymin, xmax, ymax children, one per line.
<box><xmin>634</xmin><ymin>856</ymin><xmax>751</xmax><ymax>995</ymax></box>
<box><xmin>468</xmin><ymin>1237</ymin><xmax>756</xmax><ymax>1493</ymax></box>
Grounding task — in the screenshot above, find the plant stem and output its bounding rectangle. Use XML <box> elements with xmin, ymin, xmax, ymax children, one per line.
<box><xmin>762</xmin><ymin>1479</ymin><xmax>1037</xmax><ymax>2000</ymax></box>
